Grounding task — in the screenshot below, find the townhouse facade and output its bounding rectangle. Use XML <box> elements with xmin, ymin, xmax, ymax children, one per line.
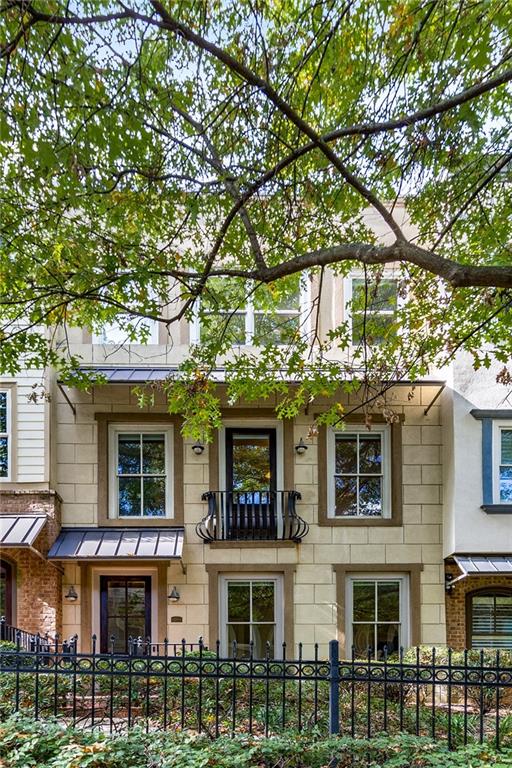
<box><xmin>1</xmin><ymin>253</ymin><xmax>511</xmax><ymax>658</ymax></box>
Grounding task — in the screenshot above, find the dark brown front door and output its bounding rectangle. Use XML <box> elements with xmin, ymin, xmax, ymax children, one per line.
<box><xmin>100</xmin><ymin>576</ymin><xmax>151</xmax><ymax>653</ymax></box>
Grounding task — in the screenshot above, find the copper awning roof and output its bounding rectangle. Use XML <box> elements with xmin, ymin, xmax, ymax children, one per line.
<box><xmin>48</xmin><ymin>527</ymin><xmax>184</xmax><ymax>560</ymax></box>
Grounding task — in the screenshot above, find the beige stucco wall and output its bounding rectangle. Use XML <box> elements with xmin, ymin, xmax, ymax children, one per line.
<box><xmin>55</xmin><ymin>376</ymin><xmax>445</xmax><ymax>657</ymax></box>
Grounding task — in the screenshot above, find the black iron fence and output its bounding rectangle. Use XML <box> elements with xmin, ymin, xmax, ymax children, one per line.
<box><xmin>0</xmin><ymin>618</ymin><xmax>59</xmax><ymax>653</ymax></box>
<box><xmin>1</xmin><ymin>633</ymin><xmax>512</xmax><ymax>748</ymax></box>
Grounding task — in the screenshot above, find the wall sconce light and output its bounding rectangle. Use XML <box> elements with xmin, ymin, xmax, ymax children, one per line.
<box><xmin>192</xmin><ymin>441</ymin><xmax>205</xmax><ymax>455</ymax></box>
<box><xmin>168</xmin><ymin>586</ymin><xmax>180</xmax><ymax>603</ymax></box>
<box><xmin>294</xmin><ymin>437</ymin><xmax>308</xmax><ymax>456</ymax></box>
<box><xmin>65</xmin><ymin>585</ymin><xmax>78</xmax><ymax>602</ymax></box>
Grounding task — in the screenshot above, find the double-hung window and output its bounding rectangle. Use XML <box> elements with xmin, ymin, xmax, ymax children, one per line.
<box><xmin>220</xmin><ymin>575</ymin><xmax>283</xmax><ymax>658</ymax></box>
<box><xmin>327</xmin><ymin>425</ymin><xmax>390</xmax><ymax>518</ymax></box>
<box><xmin>0</xmin><ymin>390</ymin><xmax>11</xmax><ymax>480</ymax></box>
<box><xmin>346</xmin><ymin>575</ymin><xmax>408</xmax><ymax>659</ymax></box>
<box><xmin>190</xmin><ymin>275</ymin><xmax>309</xmax><ymax>346</ymax></box>
<box><xmin>108</xmin><ymin>425</ymin><xmax>173</xmax><ymax>518</ymax></box>
<box><xmin>345</xmin><ymin>276</ymin><xmax>398</xmax><ymax>345</ymax></box>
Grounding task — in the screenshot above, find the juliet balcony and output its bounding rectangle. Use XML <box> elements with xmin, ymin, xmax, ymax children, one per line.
<box><xmin>196</xmin><ymin>490</ymin><xmax>309</xmax><ymax>542</ymax></box>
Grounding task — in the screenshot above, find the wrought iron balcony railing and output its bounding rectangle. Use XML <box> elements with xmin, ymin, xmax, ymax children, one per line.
<box><xmin>196</xmin><ymin>490</ymin><xmax>309</xmax><ymax>542</ymax></box>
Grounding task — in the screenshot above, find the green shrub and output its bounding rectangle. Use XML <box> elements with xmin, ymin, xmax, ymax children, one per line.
<box><xmin>0</xmin><ymin>715</ymin><xmax>512</xmax><ymax>768</ymax></box>
<box><xmin>402</xmin><ymin>646</ymin><xmax>511</xmax><ymax>716</ymax></box>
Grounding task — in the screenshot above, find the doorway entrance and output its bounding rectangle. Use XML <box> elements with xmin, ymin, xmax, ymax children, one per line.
<box><xmin>100</xmin><ymin>575</ymin><xmax>151</xmax><ymax>653</ymax></box>
<box><xmin>225</xmin><ymin>428</ymin><xmax>277</xmax><ymax>538</ymax></box>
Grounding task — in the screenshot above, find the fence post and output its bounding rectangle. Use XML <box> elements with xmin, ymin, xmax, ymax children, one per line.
<box><xmin>328</xmin><ymin>639</ymin><xmax>340</xmax><ymax>736</ymax></box>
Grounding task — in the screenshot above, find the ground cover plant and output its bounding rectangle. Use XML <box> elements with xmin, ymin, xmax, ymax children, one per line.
<box><xmin>1</xmin><ymin>715</ymin><xmax>512</xmax><ymax>768</ymax></box>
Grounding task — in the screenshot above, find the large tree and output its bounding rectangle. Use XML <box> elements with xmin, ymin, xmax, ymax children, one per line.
<box><xmin>1</xmin><ymin>1</ymin><xmax>511</xmax><ymax>436</ymax></box>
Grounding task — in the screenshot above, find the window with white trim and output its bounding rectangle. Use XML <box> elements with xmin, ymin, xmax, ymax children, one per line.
<box><xmin>0</xmin><ymin>390</ymin><xmax>11</xmax><ymax>480</ymax></box>
<box><xmin>220</xmin><ymin>575</ymin><xmax>283</xmax><ymax>658</ymax></box>
<box><xmin>108</xmin><ymin>425</ymin><xmax>173</xmax><ymax>518</ymax></box>
<box><xmin>190</xmin><ymin>274</ymin><xmax>310</xmax><ymax>346</ymax></box>
<box><xmin>344</xmin><ymin>276</ymin><xmax>398</xmax><ymax>345</ymax></box>
<box><xmin>93</xmin><ymin>319</ymin><xmax>158</xmax><ymax>345</ymax></box>
<box><xmin>327</xmin><ymin>425</ymin><xmax>391</xmax><ymax>517</ymax></box>
<box><xmin>346</xmin><ymin>575</ymin><xmax>409</xmax><ymax>659</ymax></box>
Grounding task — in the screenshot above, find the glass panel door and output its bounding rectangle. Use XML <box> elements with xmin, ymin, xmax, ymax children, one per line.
<box><xmin>100</xmin><ymin>576</ymin><xmax>151</xmax><ymax>653</ymax></box>
<box><xmin>225</xmin><ymin>429</ymin><xmax>277</xmax><ymax>539</ymax></box>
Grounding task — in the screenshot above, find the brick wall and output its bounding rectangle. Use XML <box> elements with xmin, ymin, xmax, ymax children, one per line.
<box><xmin>0</xmin><ymin>490</ymin><xmax>62</xmax><ymax>636</ymax></box>
<box><xmin>445</xmin><ymin>562</ymin><xmax>512</xmax><ymax>649</ymax></box>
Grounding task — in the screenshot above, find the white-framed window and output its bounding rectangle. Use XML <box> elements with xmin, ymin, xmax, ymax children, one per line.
<box><xmin>327</xmin><ymin>425</ymin><xmax>391</xmax><ymax>518</ymax></box>
<box><xmin>108</xmin><ymin>424</ymin><xmax>173</xmax><ymax>519</ymax></box>
<box><xmin>93</xmin><ymin>319</ymin><xmax>159</xmax><ymax>345</ymax></box>
<box><xmin>344</xmin><ymin>275</ymin><xmax>398</xmax><ymax>346</ymax></box>
<box><xmin>346</xmin><ymin>574</ymin><xmax>409</xmax><ymax>659</ymax></box>
<box><xmin>493</xmin><ymin>423</ymin><xmax>512</xmax><ymax>503</ymax></box>
<box><xmin>0</xmin><ymin>390</ymin><xmax>11</xmax><ymax>481</ymax></box>
<box><xmin>190</xmin><ymin>274</ymin><xmax>311</xmax><ymax>346</ymax></box>
<box><xmin>219</xmin><ymin>574</ymin><xmax>283</xmax><ymax>658</ymax></box>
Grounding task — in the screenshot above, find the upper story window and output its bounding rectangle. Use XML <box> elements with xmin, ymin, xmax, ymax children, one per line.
<box><xmin>327</xmin><ymin>425</ymin><xmax>391</xmax><ymax>518</ymax></box>
<box><xmin>472</xmin><ymin>412</ymin><xmax>512</xmax><ymax>511</ymax></box>
<box><xmin>344</xmin><ymin>276</ymin><xmax>398</xmax><ymax>345</ymax></box>
<box><xmin>190</xmin><ymin>274</ymin><xmax>310</xmax><ymax>346</ymax></box>
<box><xmin>108</xmin><ymin>425</ymin><xmax>173</xmax><ymax>519</ymax></box>
<box><xmin>498</xmin><ymin>427</ymin><xmax>512</xmax><ymax>502</ymax></box>
<box><xmin>93</xmin><ymin>319</ymin><xmax>158</xmax><ymax>345</ymax></box>
<box><xmin>0</xmin><ymin>390</ymin><xmax>11</xmax><ymax>480</ymax></box>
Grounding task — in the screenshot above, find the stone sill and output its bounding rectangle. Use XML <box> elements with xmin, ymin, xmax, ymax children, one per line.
<box><xmin>208</xmin><ymin>540</ymin><xmax>297</xmax><ymax>549</ymax></box>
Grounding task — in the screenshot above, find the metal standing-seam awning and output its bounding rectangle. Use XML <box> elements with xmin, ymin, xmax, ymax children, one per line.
<box><xmin>455</xmin><ymin>555</ymin><xmax>512</xmax><ymax>575</ymax></box>
<box><xmin>48</xmin><ymin>527</ymin><xmax>184</xmax><ymax>561</ymax></box>
<box><xmin>0</xmin><ymin>515</ymin><xmax>47</xmax><ymax>547</ymax></box>
<box><xmin>447</xmin><ymin>555</ymin><xmax>512</xmax><ymax>590</ymax></box>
